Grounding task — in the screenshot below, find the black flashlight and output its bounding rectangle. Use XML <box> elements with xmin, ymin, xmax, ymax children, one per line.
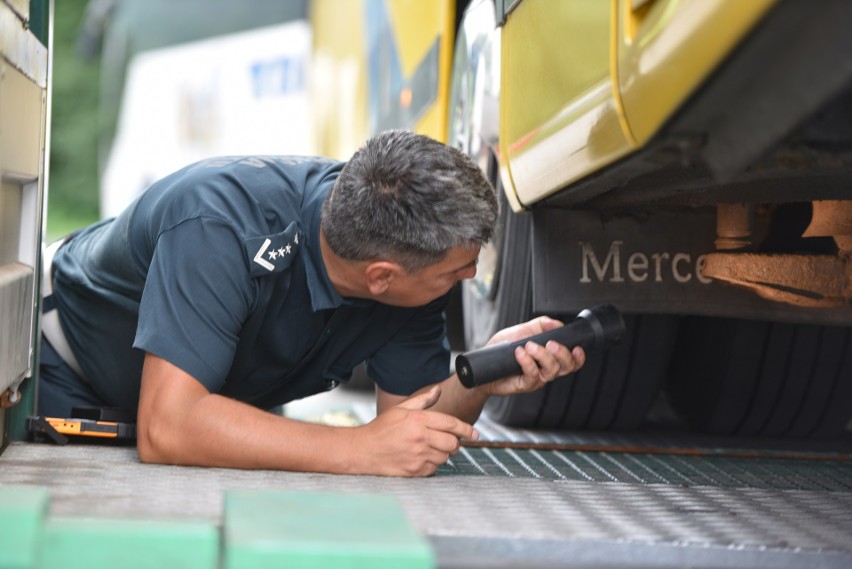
<box><xmin>456</xmin><ymin>304</ymin><xmax>626</xmax><ymax>388</ymax></box>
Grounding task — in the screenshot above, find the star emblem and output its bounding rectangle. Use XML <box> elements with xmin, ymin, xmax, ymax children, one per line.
<box><xmin>247</xmin><ymin>226</ymin><xmax>298</xmax><ymax>275</ymax></box>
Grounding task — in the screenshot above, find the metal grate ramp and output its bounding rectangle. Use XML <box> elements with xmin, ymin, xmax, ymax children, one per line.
<box><xmin>440</xmin><ymin>446</ymin><xmax>852</xmax><ymax>490</ymax></box>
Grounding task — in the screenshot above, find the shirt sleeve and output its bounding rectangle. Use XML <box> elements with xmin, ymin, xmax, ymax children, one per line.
<box><xmin>133</xmin><ymin>218</ymin><xmax>254</xmax><ymax>392</ymax></box>
<box><xmin>366</xmin><ymin>293</ymin><xmax>452</xmax><ymax>396</ymax></box>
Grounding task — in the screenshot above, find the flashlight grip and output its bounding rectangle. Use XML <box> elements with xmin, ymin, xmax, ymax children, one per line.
<box><xmin>455</xmin><ymin>304</ymin><xmax>625</xmax><ymax>388</ymax></box>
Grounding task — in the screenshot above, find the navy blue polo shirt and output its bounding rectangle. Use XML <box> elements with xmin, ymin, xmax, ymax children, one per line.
<box><xmin>51</xmin><ymin>156</ymin><xmax>452</xmax><ymax>411</ymax></box>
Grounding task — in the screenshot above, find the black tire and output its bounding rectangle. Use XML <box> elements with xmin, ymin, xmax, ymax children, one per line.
<box><xmin>463</xmin><ymin>198</ymin><xmax>678</xmax><ymax>430</ymax></box>
<box><xmin>444</xmin><ymin>282</ymin><xmax>466</xmax><ymax>352</ymax></box>
<box><xmin>463</xmin><ymin>198</ymin><xmax>538</xmax><ymax>425</ymax></box>
<box><xmin>462</xmin><ymin>199</ymin><xmax>531</xmax><ymax>352</ymax></box>
<box><xmin>665</xmin><ymin>316</ymin><xmax>852</xmax><ymax>437</ymax></box>
<box><xmin>486</xmin><ymin>313</ymin><xmax>679</xmax><ymax>430</ymax></box>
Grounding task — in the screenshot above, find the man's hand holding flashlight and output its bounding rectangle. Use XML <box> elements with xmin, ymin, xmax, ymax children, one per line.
<box><xmin>477</xmin><ymin>316</ymin><xmax>586</xmax><ymax>396</ymax></box>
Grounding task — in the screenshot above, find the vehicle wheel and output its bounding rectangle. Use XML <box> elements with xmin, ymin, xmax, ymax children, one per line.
<box><xmin>461</xmin><ymin>189</ymin><xmax>530</xmax><ymax>352</ymax></box>
<box><xmin>444</xmin><ymin>282</ymin><xmax>466</xmax><ymax>352</ymax></box>
<box><xmin>461</xmin><ymin>188</ymin><xmax>679</xmax><ymax>429</ymax></box>
<box><xmin>462</xmin><ymin>198</ymin><xmax>539</xmax><ymax>426</ymax></box>
<box><xmin>534</xmin><ymin>313</ymin><xmax>679</xmax><ymax>430</ymax></box>
<box><xmin>664</xmin><ymin>316</ymin><xmax>852</xmax><ymax>437</ymax></box>
<box><xmin>484</xmin><ymin>311</ymin><xmax>679</xmax><ymax>431</ymax></box>
<box><xmin>450</xmin><ymin>0</ymin><xmax>505</xmax><ymax>351</ymax></box>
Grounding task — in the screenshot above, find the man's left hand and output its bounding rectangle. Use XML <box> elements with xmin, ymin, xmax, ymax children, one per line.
<box><xmin>480</xmin><ymin>316</ymin><xmax>586</xmax><ymax>397</ymax></box>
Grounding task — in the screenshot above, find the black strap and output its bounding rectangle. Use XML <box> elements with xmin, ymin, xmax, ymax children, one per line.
<box><xmin>42</xmin><ymin>293</ymin><xmax>56</xmax><ymax>314</ymax></box>
<box><xmin>26</xmin><ymin>416</ymin><xmax>69</xmax><ymax>445</ymax></box>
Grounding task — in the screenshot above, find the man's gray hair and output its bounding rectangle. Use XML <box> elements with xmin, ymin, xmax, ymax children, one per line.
<box><xmin>321</xmin><ymin>130</ymin><xmax>498</xmax><ymax>273</ymax></box>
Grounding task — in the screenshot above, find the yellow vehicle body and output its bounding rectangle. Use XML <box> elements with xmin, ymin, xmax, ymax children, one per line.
<box><xmin>310</xmin><ymin>0</ymin><xmax>455</xmax><ymax>159</ymax></box>
<box><xmin>500</xmin><ymin>0</ymin><xmax>776</xmax><ymax>208</ymax></box>
<box><xmin>312</xmin><ymin>0</ymin><xmax>777</xmax><ymax>207</ymax></box>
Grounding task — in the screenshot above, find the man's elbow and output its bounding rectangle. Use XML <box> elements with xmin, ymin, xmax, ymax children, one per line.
<box><xmin>136</xmin><ymin>431</ymin><xmax>162</xmax><ymax>464</ymax></box>
<box><xmin>136</xmin><ymin>414</ymin><xmax>179</xmax><ymax>464</ymax></box>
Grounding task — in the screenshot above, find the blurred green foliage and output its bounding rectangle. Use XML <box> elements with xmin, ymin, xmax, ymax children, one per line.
<box><xmin>47</xmin><ymin>0</ymin><xmax>101</xmax><ymax>241</ymax></box>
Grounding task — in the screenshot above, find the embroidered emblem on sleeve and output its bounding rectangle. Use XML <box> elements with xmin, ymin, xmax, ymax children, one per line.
<box><xmin>245</xmin><ymin>221</ymin><xmax>303</xmax><ymax>277</ymax></box>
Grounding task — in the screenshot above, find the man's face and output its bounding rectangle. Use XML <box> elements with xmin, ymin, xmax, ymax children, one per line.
<box><xmin>382</xmin><ymin>245</ymin><xmax>480</xmax><ymax>307</ymax></box>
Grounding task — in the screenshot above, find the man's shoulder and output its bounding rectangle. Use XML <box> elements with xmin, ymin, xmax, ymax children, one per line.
<box><xmin>136</xmin><ymin>156</ymin><xmax>336</xmax><ymax>224</ymax></box>
<box><xmin>181</xmin><ymin>155</ymin><xmax>343</xmax><ymax>184</ymax></box>
<box><xmin>172</xmin><ymin>155</ymin><xmax>343</xmax><ymax>212</ymax></box>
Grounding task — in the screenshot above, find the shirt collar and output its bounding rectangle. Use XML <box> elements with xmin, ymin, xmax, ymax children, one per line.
<box><xmin>304</xmin><ymin>211</ymin><xmax>378</xmax><ymax>312</ymax></box>
<box><xmin>303</xmin><ymin>206</ymin><xmax>344</xmax><ymax>311</ymax></box>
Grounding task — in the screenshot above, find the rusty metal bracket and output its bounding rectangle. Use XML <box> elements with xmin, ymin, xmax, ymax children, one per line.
<box><xmin>702</xmin><ymin>251</ymin><xmax>852</xmax><ymax>307</ymax></box>
<box><xmin>0</xmin><ymin>387</ymin><xmax>20</xmax><ymax>409</ymax></box>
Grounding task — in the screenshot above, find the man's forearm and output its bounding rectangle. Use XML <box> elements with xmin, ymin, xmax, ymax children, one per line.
<box><xmin>138</xmin><ymin>392</ymin><xmax>360</xmax><ymax>472</ymax></box>
<box><xmin>421</xmin><ymin>374</ymin><xmax>491</xmax><ymax>424</ymax></box>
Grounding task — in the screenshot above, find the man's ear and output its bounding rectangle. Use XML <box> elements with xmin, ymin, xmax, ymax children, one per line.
<box><xmin>364</xmin><ymin>261</ymin><xmax>403</xmax><ymax>295</ymax></box>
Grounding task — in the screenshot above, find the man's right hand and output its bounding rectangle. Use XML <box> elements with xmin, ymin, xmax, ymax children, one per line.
<box><xmin>351</xmin><ymin>385</ymin><xmax>478</xmax><ymax>477</ymax></box>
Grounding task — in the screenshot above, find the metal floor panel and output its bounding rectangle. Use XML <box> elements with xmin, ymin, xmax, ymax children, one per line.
<box><xmin>2</xmin><ymin>442</ymin><xmax>852</xmax><ymax>568</ymax></box>
<box><xmin>472</xmin><ymin>411</ymin><xmax>852</xmax><ymax>454</ymax></box>
<box><xmin>442</xmin><ymin>447</ymin><xmax>852</xmax><ymax>490</ymax></box>
<box><xmin>352</xmin><ymin>400</ymin><xmax>852</xmax><ymax>457</ymax></box>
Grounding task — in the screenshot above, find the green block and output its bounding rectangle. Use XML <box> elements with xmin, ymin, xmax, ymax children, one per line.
<box><xmin>224</xmin><ymin>490</ymin><xmax>435</xmax><ymax>569</ymax></box>
<box><xmin>39</xmin><ymin>518</ymin><xmax>219</xmax><ymax>569</ymax></box>
<box><xmin>0</xmin><ymin>486</ymin><xmax>49</xmax><ymax>569</ymax></box>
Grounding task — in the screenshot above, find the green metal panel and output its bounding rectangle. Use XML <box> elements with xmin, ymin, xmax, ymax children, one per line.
<box><xmin>224</xmin><ymin>490</ymin><xmax>435</xmax><ymax>569</ymax></box>
<box><xmin>6</xmin><ymin>374</ymin><xmax>37</xmax><ymax>442</ymax></box>
<box><xmin>28</xmin><ymin>0</ymin><xmax>49</xmax><ymax>46</ymax></box>
<box><xmin>40</xmin><ymin>518</ymin><xmax>219</xmax><ymax>569</ymax></box>
<box><xmin>0</xmin><ymin>486</ymin><xmax>48</xmax><ymax>569</ymax></box>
